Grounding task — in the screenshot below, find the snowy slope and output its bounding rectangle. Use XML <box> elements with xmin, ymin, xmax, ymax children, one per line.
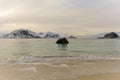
<box><xmin>43</xmin><ymin>32</ymin><xmax>60</xmax><ymax>38</ymax></box>
<box><xmin>3</xmin><ymin>29</ymin><xmax>41</xmax><ymax>38</ymax></box>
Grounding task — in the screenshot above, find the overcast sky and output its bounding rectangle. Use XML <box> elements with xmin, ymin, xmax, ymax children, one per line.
<box><xmin>0</xmin><ymin>0</ymin><xmax>120</xmax><ymax>35</ymax></box>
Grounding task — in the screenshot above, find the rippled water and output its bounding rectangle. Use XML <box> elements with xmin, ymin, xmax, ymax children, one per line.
<box><xmin>0</xmin><ymin>39</ymin><xmax>120</xmax><ymax>63</ymax></box>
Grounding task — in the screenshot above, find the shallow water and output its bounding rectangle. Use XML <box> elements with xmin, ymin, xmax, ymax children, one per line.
<box><xmin>0</xmin><ymin>39</ymin><xmax>120</xmax><ymax>63</ymax></box>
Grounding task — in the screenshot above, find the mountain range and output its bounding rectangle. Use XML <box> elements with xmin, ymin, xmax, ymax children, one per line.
<box><xmin>2</xmin><ymin>29</ymin><xmax>60</xmax><ymax>39</ymax></box>
<box><xmin>1</xmin><ymin>29</ymin><xmax>120</xmax><ymax>39</ymax></box>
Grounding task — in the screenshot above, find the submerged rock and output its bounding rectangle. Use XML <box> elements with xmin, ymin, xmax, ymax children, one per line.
<box><xmin>56</xmin><ymin>38</ymin><xmax>69</xmax><ymax>44</ymax></box>
<box><xmin>98</xmin><ymin>32</ymin><xmax>119</xmax><ymax>39</ymax></box>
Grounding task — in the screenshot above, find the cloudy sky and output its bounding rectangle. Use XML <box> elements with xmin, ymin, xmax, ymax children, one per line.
<box><xmin>0</xmin><ymin>0</ymin><xmax>120</xmax><ymax>35</ymax></box>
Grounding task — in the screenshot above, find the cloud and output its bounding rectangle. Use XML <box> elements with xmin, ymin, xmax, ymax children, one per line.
<box><xmin>0</xmin><ymin>0</ymin><xmax>120</xmax><ymax>35</ymax></box>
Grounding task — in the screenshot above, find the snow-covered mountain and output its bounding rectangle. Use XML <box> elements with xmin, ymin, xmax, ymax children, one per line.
<box><xmin>3</xmin><ymin>29</ymin><xmax>41</xmax><ymax>38</ymax></box>
<box><xmin>43</xmin><ymin>32</ymin><xmax>60</xmax><ymax>38</ymax></box>
<box><xmin>2</xmin><ymin>29</ymin><xmax>60</xmax><ymax>39</ymax></box>
<box><xmin>2</xmin><ymin>29</ymin><xmax>120</xmax><ymax>39</ymax></box>
<box><xmin>37</xmin><ymin>32</ymin><xmax>60</xmax><ymax>38</ymax></box>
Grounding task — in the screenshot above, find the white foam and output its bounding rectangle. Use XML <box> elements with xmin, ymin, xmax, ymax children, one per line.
<box><xmin>30</xmin><ymin>62</ymin><xmax>69</xmax><ymax>68</ymax></box>
<box><xmin>47</xmin><ymin>63</ymin><xmax>69</xmax><ymax>68</ymax></box>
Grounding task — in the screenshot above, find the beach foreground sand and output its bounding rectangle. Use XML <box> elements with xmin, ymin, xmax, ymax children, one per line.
<box><xmin>0</xmin><ymin>60</ymin><xmax>120</xmax><ymax>80</ymax></box>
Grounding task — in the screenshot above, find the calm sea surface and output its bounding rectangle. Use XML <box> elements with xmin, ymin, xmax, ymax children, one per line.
<box><xmin>0</xmin><ymin>39</ymin><xmax>120</xmax><ymax>63</ymax></box>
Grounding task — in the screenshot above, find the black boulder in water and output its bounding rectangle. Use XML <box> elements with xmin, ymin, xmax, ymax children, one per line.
<box><xmin>56</xmin><ymin>38</ymin><xmax>69</xmax><ymax>44</ymax></box>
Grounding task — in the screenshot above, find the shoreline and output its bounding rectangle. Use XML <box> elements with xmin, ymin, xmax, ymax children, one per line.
<box><xmin>0</xmin><ymin>60</ymin><xmax>120</xmax><ymax>80</ymax></box>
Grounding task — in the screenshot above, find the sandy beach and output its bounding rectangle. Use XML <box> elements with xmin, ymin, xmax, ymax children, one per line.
<box><xmin>0</xmin><ymin>60</ymin><xmax>120</xmax><ymax>80</ymax></box>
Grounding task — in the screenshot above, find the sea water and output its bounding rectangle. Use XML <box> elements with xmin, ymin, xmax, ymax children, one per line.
<box><xmin>0</xmin><ymin>39</ymin><xmax>120</xmax><ymax>63</ymax></box>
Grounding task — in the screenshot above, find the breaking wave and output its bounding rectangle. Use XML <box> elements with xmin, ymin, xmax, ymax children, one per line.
<box><xmin>0</xmin><ymin>55</ymin><xmax>120</xmax><ymax>64</ymax></box>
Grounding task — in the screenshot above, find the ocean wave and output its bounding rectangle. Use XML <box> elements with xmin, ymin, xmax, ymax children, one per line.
<box><xmin>0</xmin><ymin>55</ymin><xmax>120</xmax><ymax>64</ymax></box>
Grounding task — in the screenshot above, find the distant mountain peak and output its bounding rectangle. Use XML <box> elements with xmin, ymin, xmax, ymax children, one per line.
<box><xmin>3</xmin><ymin>29</ymin><xmax>41</xmax><ymax>38</ymax></box>
<box><xmin>43</xmin><ymin>32</ymin><xmax>60</xmax><ymax>38</ymax></box>
<box><xmin>68</xmin><ymin>35</ymin><xmax>77</xmax><ymax>38</ymax></box>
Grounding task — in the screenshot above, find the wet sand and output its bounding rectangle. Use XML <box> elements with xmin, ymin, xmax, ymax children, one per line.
<box><xmin>0</xmin><ymin>60</ymin><xmax>120</xmax><ymax>80</ymax></box>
